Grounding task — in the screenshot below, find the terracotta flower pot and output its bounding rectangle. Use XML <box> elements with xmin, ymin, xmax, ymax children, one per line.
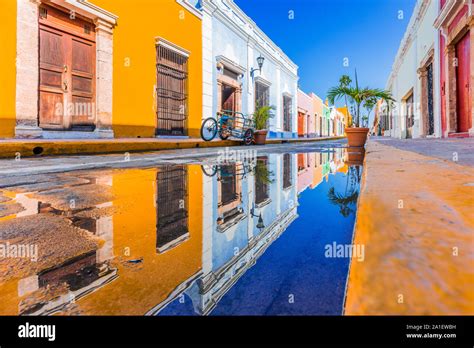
<box><xmin>254</xmin><ymin>130</ymin><xmax>268</xmax><ymax>145</ymax></box>
<box><xmin>345</xmin><ymin>148</ymin><xmax>366</xmax><ymax>166</ymax></box>
<box><xmin>345</xmin><ymin>127</ymin><xmax>369</xmax><ymax>147</ymax></box>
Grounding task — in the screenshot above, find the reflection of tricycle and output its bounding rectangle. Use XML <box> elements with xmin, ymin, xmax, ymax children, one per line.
<box><xmin>200</xmin><ymin>162</ymin><xmax>254</xmax><ymax>180</ymax></box>
<box><xmin>200</xmin><ymin>110</ymin><xmax>254</xmax><ymax>145</ymax></box>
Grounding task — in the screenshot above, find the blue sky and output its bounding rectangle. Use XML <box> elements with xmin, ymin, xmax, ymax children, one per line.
<box><xmin>234</xmin><ymin>0</ymin><xmax>417</xmax><ymax>104</ymax></box>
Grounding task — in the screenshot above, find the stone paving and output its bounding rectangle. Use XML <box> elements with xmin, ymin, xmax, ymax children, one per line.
<box><xmin>372</xmin><ymin>136</ymin><xmax>474</xmax><ymax>167</ymax></box>
<box><xmin>345</xmin><ymin>139</ymin><xmax>474</xmax><ymax>315</ymax></box>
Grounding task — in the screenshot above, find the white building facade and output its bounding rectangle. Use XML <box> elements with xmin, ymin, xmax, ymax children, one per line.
<box><xmin>201</xmin><ymin>0</ymin><xmax>299</xmax><ymax>139</ymax></box>
<box><xmin>385</xmin><ymin>0</ymin><xmax>441</xmax><ymax>139</ymax></box>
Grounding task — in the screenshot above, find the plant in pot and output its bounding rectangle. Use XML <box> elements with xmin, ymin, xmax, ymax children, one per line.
<box><xmin>327</xmin><ymin>70</ymin><xmax>394</xmax><ymax>147</ymax></box>
<box><xmin>253</xmin><ymin>105</ymin><xmax>275</xmax><ymax>145</ymax></box>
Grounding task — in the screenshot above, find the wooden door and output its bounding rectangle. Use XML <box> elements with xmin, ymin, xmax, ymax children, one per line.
<box><xmin>298</xmin><ymin>112</ymin><xmax>304</xmax><ymax>136</ymax></box>
<box><xmin>38</xmin><ymin>5</ymin><xmax>96</xmax><ymax>130</ymax></box>
<box><xmin>221</xmin><ymin>84</ymin><xmax>236</xmax><ymax>113</ymax></box>
<box><xmin>456</xmin><ymin>32</ymin><xmax>471</xmax><ymax>133</ymax></box>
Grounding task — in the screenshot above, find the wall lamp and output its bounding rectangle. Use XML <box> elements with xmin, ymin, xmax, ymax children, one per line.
<box><xmin>250</xmin><ymin>55</ymin><xmax>265</xmax><ymax>77</ymax></box>
<box><xmin>250</xmin><ymin>206</ymin><xmax>265</xmax><ymax>231</ymax></box>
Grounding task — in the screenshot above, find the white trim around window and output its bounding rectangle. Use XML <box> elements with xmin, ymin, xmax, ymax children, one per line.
<box><xmin>155</xmin><ymin>37</ymin><xmax>190</xmax><ymax>57</ymax></box>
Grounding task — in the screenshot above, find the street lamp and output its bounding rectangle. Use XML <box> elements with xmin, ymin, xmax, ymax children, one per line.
<box><xmin>250</xmin><ymin>55</ymin><xmax>265</xmax><ymax>77</ymax></box>
<box><xmin>250</xmin><ymin>206</ymin><xmax>265</xmax><ymax>232</ymax></box>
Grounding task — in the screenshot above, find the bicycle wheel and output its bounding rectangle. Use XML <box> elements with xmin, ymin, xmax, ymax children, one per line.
<box><xmin>201</xmin><ymin>117</ymin><xmax>218</xmax><ymax>141</ymax></box>
<box><xmin>219</xmin><ymin>129</ymin><xmax>230</xmax><ymax>140</ymax></box>
<box><xmin>201</xmin><ymin>164</ymin><xmax>217</xmax><ymax>177</ymax></box>
<box><xmin>243</xmin><ymin>128</ymin><xmax>254</xmax><ymax>146</ymax></box>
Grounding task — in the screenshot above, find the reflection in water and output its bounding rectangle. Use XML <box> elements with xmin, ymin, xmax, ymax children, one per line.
<box><xmin>0</xmin><ymin>148</ymin><xmax>361</xmax><ymax>316</ymax></box>
<box><xmin>156</xmin><ymin>166</ymin><xmax>189</xmax><ymax>253</ymax></box>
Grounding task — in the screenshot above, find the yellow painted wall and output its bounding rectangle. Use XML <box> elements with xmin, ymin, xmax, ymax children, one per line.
<box><xmin>337</xmin><ymin>106</ymin><xmax>352</xmax><ymax>128</ymax></box>
<box><xmin>92</xmin><ymin>0</ymin><xmax>203</xmax><ymax>138</ymax></box>
<box><xmin>0</xmin><ymin>0</ymin><xmax>17</xmax><ymax>138</ymax></box>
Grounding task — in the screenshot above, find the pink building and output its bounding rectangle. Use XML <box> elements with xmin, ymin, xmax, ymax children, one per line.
<box><xmin>297</xmin><ymin>152</ymin><xmax>315</xmax><ymax>194</ymax></box>
<box><xmin>297</xmin><ymin>89</ymin><xmax>316</xmax><ymax>137</ymax></box>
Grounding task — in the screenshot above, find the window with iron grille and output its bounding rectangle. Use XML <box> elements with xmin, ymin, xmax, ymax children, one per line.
<box><xmin>156</xmin><ymin>165</ymin><xmax>188</xmax><ymax>253</ymax></box>
<box><xmin>283</xmin><ymin>153</ymin><xmax>292</xmax><ymax>189</ymax></box>
<box><xmin>156</xmin><ymin>45</ymin><xmax>188</xmax><ymax>136</ymax></box>
<box><xmin>283</xmin><ymin>95</ymin><xmax>292</xmax><ymax>132</ymax></box>
<box><xmin>220</xmin><ymin>165</ymin><xmax>238</xmax><ymax>206</ymax></box>
<box><xmin>255</xmin><ymin>82</ymin><xmax>270</xmax><ymax>128</ymax></box>
<box><xmin>255</xmin><ymin>157</ymin><xmax>269</xmax><ymax>205</ymax></box>
<box><xmin>255</xmin><ymin>82</ymin><xmax>269</xmax><ymax>108</ymax></box>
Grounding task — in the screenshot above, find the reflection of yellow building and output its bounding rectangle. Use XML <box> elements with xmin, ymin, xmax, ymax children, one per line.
<box><xmin>77</xmin><ymin>167</ymin><xmax>203</xmax><ymax>314</ymax></box>
<box><xmin>311</xmin><ymin>153</ymin><xmax>323</xmax><ymax>189</ymax></box>
<box><xmin>0</xmin><ymin>166</ymin><xmax>203</xmax><ymax>315</ymax></box>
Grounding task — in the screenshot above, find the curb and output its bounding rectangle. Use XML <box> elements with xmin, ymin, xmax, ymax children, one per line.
<box><xmin>0</xmin><ymin>136</ymin><xmax>346</xmax><ymax>159</ymax></box>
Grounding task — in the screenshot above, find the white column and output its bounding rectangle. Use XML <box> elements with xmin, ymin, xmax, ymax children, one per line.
<box><xmin>94</xmin><ymin>19</ymin><xmax>114</xmax><ymax>138</ymax></box>
<box><xmin>275</xmin><ymin>68</ymin><xmax>281</xmax><ymax>131</ymax></box>
<box><xmin>202</xmin><ymin>8</ymin><xmax>214</xmax><ymax>120</ymax></box>
<box><xmin>201</xmin><ymin>173</ymin><xmax>214</xmax><ymax>280</ymax></box>
<box><xmin>15</xmin><ymin>0</ymin><xmax>42</xmax><ymax>138</ymax></box>
<box><xmin>247</xmin><ymin>43</ymin><xmax>254</xmax><ymax>115</ymax></box>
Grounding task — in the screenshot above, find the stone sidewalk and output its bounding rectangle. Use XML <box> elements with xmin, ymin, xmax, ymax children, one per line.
<box><xmin>344</xmin><ymin>140</ymin><xmax>474</xmax><ymax>315</ymax></box>
<box><xmin>372</xmin><ymin>136</ymin><xmax>474</xmax><ymax>167</ymax></box>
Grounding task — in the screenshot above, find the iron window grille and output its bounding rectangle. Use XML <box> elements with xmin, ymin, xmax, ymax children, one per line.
<box><xmin>219</xmin><ymin>165</ymin><xmax>239</xmax><ymax>206</ymax></box>
<box><xmin>255</xmin><ymin>157</ymin><xmax>270</xmax><ymax>205</ymax></box>
<box><xmin>156</xmin><ymin>166</ymin><xmax>189</xmax><ymax>253</ymax></box>
<box><xmin>283</xmin><ymin>153</ymin><xmax>292</xmax><ymax>189</ymax></box>
<box><xmin>156</xmin><ymin>45</ymin><xmax>189</xmax><ymax>136</ymax></box>
<box><xmin>283</xmin><ymin>96</ymin><xmax>292</xmax><ymax>132</ymax></box>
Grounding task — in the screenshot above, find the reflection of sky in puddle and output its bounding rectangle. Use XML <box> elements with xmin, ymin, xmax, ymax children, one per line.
<box><xmin>0</xmin><ymin>148</ymin><xmax>362</xmax><ymax>316</ymax></box>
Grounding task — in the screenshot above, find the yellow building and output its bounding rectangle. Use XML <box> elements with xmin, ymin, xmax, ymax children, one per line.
<box><xmin>310</xmin><ymin>93</ymin><xmax>325</xmax><ymax>137</ymax></box>
<box><xmin>337</xmin><ymin>106</ymin><xmax>352</xmax><ymax>129</ymax></box>
<box><xmin>0</xmin><ymin>0</ymin><xmax>16</xmax><ymax>137</ymax></box>
<box><xmin>0</xmin><ymin>0</ymin><xmax>202</xmax><ymax>139</ymax></box>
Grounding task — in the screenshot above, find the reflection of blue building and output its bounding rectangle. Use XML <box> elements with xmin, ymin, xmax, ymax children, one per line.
<box><xmin>152</xmin><ymin>150</ymin><xmax>360</xmax><ymax>316</ymax></box>
<box><xmin>183</xmin><ymin>153</ymin><xmax>298</xmax><ymax>315</ymax></box>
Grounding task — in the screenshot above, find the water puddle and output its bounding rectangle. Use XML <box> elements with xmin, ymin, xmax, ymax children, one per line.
<box><xmin>0</xmin><ymin>147</ymin><xmax>364</xmax><ymax>315</ymax></box>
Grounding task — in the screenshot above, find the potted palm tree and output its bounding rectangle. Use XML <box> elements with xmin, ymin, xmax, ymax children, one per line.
<box><xmin>253</xmin><ymin>105</ymin><xmax>275</xmax><ymax>145</ymax></box>
<box><xmin>327</xmin><ymin>70</ymin><xmax>393</xmax><ymax>147</ymax></box>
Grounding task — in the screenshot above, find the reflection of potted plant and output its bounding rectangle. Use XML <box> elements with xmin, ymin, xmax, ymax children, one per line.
<box><xmin>327</xmin><ymin>70</ymin><xmax>394</xmax><ymax>147</ymax></box>
<box><xmin>328</xmin><ymin>187</ymin><xmax>358</xmax><ymax>217</ymax></box>
<box><xmin>328</xmin><ymin>165</ymin><xmax>362</xmax><ymax>217</ymax></box>
<box><xmin>345</xmin><ymin>148</ymin><xmax>365</xmax><ymax>166</ymax></box>
<box><xmin>253</xmin><ymin>158</ymin><xmax>274</xmax><ymax>184</ymax></box>
<box><xmin>253</xmin><ymin>105</ymin><xmax>275</xmax><ymax>145</ymax></box>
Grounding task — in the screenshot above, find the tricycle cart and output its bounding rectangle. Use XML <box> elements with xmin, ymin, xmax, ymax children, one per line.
<box><xmin>200</xmin><ymin>110</ymin><xmax>254</xmax><ymax>145</ymax></box>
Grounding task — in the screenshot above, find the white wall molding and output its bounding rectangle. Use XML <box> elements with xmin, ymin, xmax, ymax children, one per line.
<box><xmin>156</xmin><ymin>37</ymin><xmax>191</xmax><ymax>57</ymax></box>
<box><xmin>202</xmin><ymin>0</ymin><xmax>297</xmax><ymax>78</ymax></box>
<box><xmin>176</xmin><ymin>0</ymin><xmax>203</xmax><ymax>19</ymax></box>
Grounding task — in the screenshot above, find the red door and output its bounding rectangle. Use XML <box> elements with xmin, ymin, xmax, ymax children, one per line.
<box><xmin>455</xmin><ymin>31</ymin><xmax>471</xmax><ymax>133</ymax></box>
<box><xmin>298</xmin><ymin>112</ymin><xmax>305</xmax><ymax>136</ymax></box>
<box><xmin>39</xmin><ymin>5</ymin><xmax>96</xmax><ymax>130</ymax></box>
